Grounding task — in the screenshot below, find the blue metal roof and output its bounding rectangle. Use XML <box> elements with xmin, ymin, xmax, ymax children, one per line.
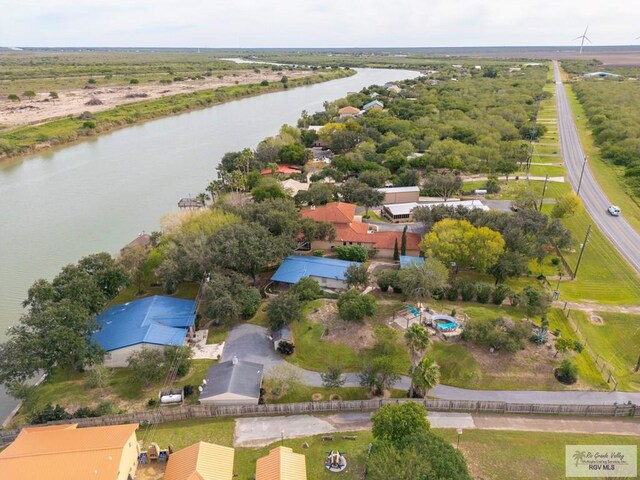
<box><xmin>400</xmin><ymin>255</ymin><xmax>425</xmax><ymax>268</ymax></box>
<box><xmin>93</xmin><ymin>295</ymin><xmax>196</xmax><ymax>351</ymax></box>
<box><xmin>271</xmin><ymin>255</ymin><xmax>359</xmax><ymax>284</ymax></box>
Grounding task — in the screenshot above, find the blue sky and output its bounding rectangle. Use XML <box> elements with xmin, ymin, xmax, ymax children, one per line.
<box><xmin>2</xmin><ymin>0</ymin><xmax>640</xmax><ymax>47</ymax></box>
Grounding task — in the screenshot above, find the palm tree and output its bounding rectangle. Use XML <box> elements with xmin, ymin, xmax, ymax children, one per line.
<box><xmin>412</xmin><ymin>356</ymin><xmax>440</xmax><ymax>397</ymax></box>
<box><xmin>195</xmin><ymin>192</ymin><xmax>210</xmax><ymax>206</ymax></box>
<box><xmin>404</xmin><ymin>324</ymin><xmax>430</xmax><ymax>396</ymax></box>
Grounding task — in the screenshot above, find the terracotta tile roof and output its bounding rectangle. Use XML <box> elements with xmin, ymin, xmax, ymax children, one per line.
<box><xmin>255</xmin><ymin>446</ymin><xmax>307</xmax><ymax>480</ymax></box>
<box><xmin>333</xmin><ymin>223</ymin><xmax>421</xmax><ymax>251</ymax></box>
<box><xmin>0</xmin><ymin>423</ymin><xmax>138</xmax><ymax>480</ymax></box>
<box><xmin>338</xmin><ymin>106</ymin><xmax>361</xmax><ymax>115</ymax></box>
<box><xmin>261</xmin><ymin>165</ymin><xmax>301</xmax><ymax>175</ymax></box>
<box><xmin>164</xmin><ymin>441</ymin><xmax>235</xmax><ymax>480</ymax></box>
<box><xmin>300</xmin><ymin>202</ymin><xmax>356</xmax><ymax>224</ymax></box>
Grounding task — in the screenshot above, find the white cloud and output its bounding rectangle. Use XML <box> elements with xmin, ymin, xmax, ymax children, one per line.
<box><xmin>2</xmin><ymin>0</ymin><xmax>640</xmax><ymax>47</ymax></box>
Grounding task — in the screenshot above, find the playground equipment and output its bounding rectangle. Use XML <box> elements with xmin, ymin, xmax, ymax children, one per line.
<box><xmin>325</xmin><ymin>450</ymin><xmax>347</xmax><ymax>472</ymax></box>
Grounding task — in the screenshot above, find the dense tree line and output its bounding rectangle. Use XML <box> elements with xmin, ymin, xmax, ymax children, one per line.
<box><xmin>0</xmin><ymin>253</ymin><xmax>130</xmax><ymax>389</ymax></box>
<box><xmin>573</xmin><ymin>80</ymin><xmax>640</xmax><ymax>198</ymax></box>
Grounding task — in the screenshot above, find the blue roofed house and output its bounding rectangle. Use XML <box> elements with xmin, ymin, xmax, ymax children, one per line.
<box><xmin>93</xmin><ymin>296</ymin><xmax>197</xmax><ymax>367</ymax></box>
<box><xmin>271</xmin><ymin>255</ymin><xmax>359</xmax><ymax>290</ymax></box>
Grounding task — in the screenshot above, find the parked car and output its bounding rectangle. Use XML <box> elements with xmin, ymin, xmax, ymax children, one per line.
<box><xmin>607</xmin><ymin>205</ymin><xmax>621</xmax><ymax>216</ymax></box>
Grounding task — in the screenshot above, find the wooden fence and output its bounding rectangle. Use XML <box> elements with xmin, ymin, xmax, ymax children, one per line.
<box><xmin>1</xmin><ymin>398</ymin><xmax>637</xmax><ymax>447</ymax></box>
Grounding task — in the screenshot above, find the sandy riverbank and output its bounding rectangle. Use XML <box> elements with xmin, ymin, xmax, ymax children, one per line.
<box><xmin>0</xmin><ymin>70</ymin><xmax>312</xmax><ymax>129</ymax></box>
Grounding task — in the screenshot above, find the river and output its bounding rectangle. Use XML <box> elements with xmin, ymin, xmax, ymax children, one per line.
<box><xmin>0</xmin><ymin>67</ymin><xmax>420</xmax><ymax>423</ymax></box>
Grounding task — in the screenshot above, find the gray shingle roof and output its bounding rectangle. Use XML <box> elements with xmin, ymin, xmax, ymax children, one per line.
<box><xmin>200</xmin><ymin>359</ymin><xmax>263</xmax><ymax>400</ymax></box>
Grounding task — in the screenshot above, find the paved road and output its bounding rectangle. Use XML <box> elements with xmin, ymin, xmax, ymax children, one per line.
<box><xmin>429</xmin><ymin>385</ymin><xmax>640</xmax><ymax>405</ymax></box>
<box><xmin>553</xmin><ymin>60</ymin><xmax>640</xmax><ymax>273</ymax></box>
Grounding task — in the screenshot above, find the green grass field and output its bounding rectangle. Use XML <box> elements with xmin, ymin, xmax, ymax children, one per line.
<box><xmin>566</xmin><ymin>84</ymin><xmax>640</xmax><ymax>233</ymax></box>
<box><xmin>526</xmin><ymin>164</ymin><xmax>566</xmax><ymax>177</ymax></box>
<box><xmin>571</xmin><ymin>310</ymin><xmax>640</xmax><ymax>391</ymax></box>
<box><xmin>438</xmin><ymin>429</ymin><xmax>640</xmax><ymax>480</ymax></box>
<box><xmin>139</xmin><ymin>416</ymin><xmax>640</xmax><ymax>480</ymax></box>
<box><xmin>555</xmin><ymin>207</ymin><xmax>640</xmax><ymax>304</ymax></box>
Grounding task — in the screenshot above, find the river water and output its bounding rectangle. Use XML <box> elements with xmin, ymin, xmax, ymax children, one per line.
<box><xmin>0</xmin><ymin>67</ymin><xmax>420</xmax><ymax>422</ymax></box>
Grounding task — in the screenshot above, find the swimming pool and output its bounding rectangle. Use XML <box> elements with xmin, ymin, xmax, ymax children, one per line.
<box><xmin>432</xmin><ymin>314</ymin><xmax>457</xmax><ymax>331</ymax></box>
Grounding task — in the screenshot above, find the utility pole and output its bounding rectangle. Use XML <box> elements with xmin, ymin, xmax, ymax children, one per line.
<box><xmin>539</xmin><ymin>175</ymin><xmax>549</xmax><ymax>211</ymax></box>
<box><xmin>577</xmin><ymin>155</ymin><xmax>588</xmax><ymax>196</ymax></box>
<box><xmin>573</xmin><ymin>224</ymin><xmax>591</xmax><ymax>279</ymax></box>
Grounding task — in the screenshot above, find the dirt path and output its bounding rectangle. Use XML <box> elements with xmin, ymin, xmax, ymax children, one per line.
<box><xmin>472</xmin><ymin>414</ymin><xmax>640</xmax><ymax>436</ymax></box>
<box><xmin>0</xmin><ymin>70</ymin><xmax>312</xmax><ymax>128</ymax></box>
<box><xmin>555</xmin><ymin>301</ymin><xmax>640</xmax><ymax>314</ymax></box>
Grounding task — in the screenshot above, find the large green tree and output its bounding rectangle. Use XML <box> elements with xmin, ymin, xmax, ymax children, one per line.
<box><xmin>420</xmin><ymin>219</ymin><xmax>505</xmax><ymax>273</ymax></box>
<box><xmin>371</xmin><ymin>402</ymin><xmax>430</xmax><ymax>446</ymax></box>
<box><xmin>397</xmin><ymin>259</ymin><xmax>449</xmax><ymax>302</ymax></box>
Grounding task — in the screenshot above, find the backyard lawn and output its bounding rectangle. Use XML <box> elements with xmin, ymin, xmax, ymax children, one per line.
<box><xmin>140</xmin><ymin>417</ymin><xmax>640</xmax><ymax>480</ymax></box>
<box><xmin>438</xmin><ymin>429</ymin><xmax>640</xmax><ymax>480</ymax></box>
<box><xmin>12</xmin><ymin>359</ymin><xmax>215</xmax><ymax>427</ymax></box>
<box><xmin>572</xmin><ymin>310</ymin><xmax>640</xmax><ymax>392</ymax></box>
<box><xmin>427</xmin><ymin>305</ymin><xmax>606</xmax><ymax>391</ymax></box>
<box><xmin>106</xmin><ymin>282</ymin><xmax>200</xmax><ymax>308</ymax></box>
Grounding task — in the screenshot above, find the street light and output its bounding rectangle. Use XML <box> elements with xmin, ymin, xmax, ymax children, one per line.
<box><xmin>577</xmin><ymin>156</ymin><xmax>588</xmax><ymax>196</ymax></box>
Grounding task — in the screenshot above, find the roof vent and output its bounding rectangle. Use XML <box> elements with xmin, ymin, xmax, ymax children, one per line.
<box><xmin>232</xmin><ymin>355</ymin><xmax>239</xmax><ymax>365</ymax></box>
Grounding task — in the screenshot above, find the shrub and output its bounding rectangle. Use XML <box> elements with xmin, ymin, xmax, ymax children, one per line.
<box><xmin>376</xmin><ymin>269</ymin><xmax>398</xmax><ymax>292</ymax></box>
<box><xmin>87</xmin><ymin>78</ymin><xmax>96</xmax><ymax>84</ymax></box>
<box><xmin>337</xmin><ymin>288</ymin><xmax>376</xmax><ymax>321</ymax></box>
<box><xmin>292</xmin><ymin>277</ymin><xmax>323</xmax><ymax>301</ymax></box>
<box><xmin>260</xmin><ymin>80</ymin><xmax>269</xmax><ymax>86</ymax></box>
<box><xmin>30</xmin><ymin>404</ymin><xmax>70</xmax><ymax>424</ymax></box>
<box><xmin>22</xmin><ymin>90</ymin><xmax>36</xmax><ymax>99</ymax></box>
<box><xmin>164</xmin><ymin>345</ymin><xmax>193</xmax><ymax>377</ymax></box>
<box><xmin>183</xmin><ymin>385</ymin><xmax>195</xmax><ymax>397</ymax></box>
<box><xmin>475</xmin><ymin>283</ymin><xmax>493</xmax><ymax>304</ymax></box>
<box><xmin>147</xmin><ymin>398</ymin><xmax>158</xmax><ymax>407</ymax></box>
<box><xmin>82</xmin><ymin>121</ymin><xmax>96</xmax><ymax>129</ymax></box>
<box><xmin>173</xmin><ymin>76</ymin><xmax>184</xmax><ymax>81</ymax></box>
<box><xmin>7</xmin><ymin>94</ymin><xmax>19</xmax><ymax>101</ymax></box>
<box><xmin>485</xmin><ymin>175</ymin><xmax>501</xmax><ymax>194</ymax></box>
<box><xmin>573</xmin><ymin>340</ymin><xmax>584</xmax><ymax>353</ymax></box>
<box><xmin>312</xmin><ymin>250</ymin><xmax>324</xmax><ymax>257</ymax></box>
<box><xmin>556</xmin><ymin>359</ymin><xmax>578</xmax><ymax>384</ymax></box>
<box><xmin>335</xmin><ymin>244</ymin><xmax>368</xmax><ymax>262</ymax></box>
<box><xmin>459</xmin><ymin>281</ymin><xmax>477</xmax><ymax>302</ymax></box>
<box><xmin>445</xmin><ymin>284</ymin><xmax>459</xmax><ymax>301</ymax></box>
<box><xmin>492</xmin><ymin>284</ymin><xmax>512</xmax><ymax>305</ymax></box>
<box><xmin>462</xmin><ymin>317</ymin><xmax>530</xmax><ymax>352</ymax></box>
<box><xmin>238</xmin><ymin>287</ymin><xmax>262</xmax><ymax>319</ymax></box>
<box><xmin>85</xmin><ymin>364</ymin><xmax>113</xmax><ymax>389</ymax></box>
<box><xmin>551</xmin><ymin>257</ymin><xmax>560</xmax><ymax>266</ymax></box>
<box><xmin>129</xmin><ymin>78</ymin><xmax>139</xmax><ymax>84</ymax></box>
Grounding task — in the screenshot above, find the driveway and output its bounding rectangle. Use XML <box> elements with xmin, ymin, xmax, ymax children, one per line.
<box><xmin>221</xmin><ymin>323</ymin><xmax>410</xmax><ymax>389</ymax></box>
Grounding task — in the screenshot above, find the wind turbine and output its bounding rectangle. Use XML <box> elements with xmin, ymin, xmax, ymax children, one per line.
<box><xmin>573</xmin><ymin>25</ymin><xmax>591</xmax><ymax>54</ymax></box>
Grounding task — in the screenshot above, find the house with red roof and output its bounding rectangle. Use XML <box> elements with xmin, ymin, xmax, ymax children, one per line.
<box><xmin>301</xmin><ymin>202</ymin><xmax>421</xmax><ymax>258</ymax></box>
<box><xmin>261</xmin><ymin>165</ymin><xmax>302</xmax><ymax>176</ymax></box>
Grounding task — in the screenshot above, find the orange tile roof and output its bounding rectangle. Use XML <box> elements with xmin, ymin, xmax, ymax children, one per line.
<box><xmin>0</xmin><ymin>423</ymin><xmax>138</xmax><ymax>480</ymax></box>
<box><xmin>300</xmin><ymin>202</ymin><xmax>356</xmax><ymax>224</ymax></box>
<box><xmin>164</xmin><ymin>441</ymin><xmax>235</xmax><ymax>480</ymax></box>
<box><xmin>333</xmin><ymin>223</ymin><xmax>421</xmax><ymax>251</ymax></box>
<box><xmin>338</xmin><ymin>106</ymin><xmax>361</xmax><ymax>115</ymax></box>
<box><xmin>261</xmin><ymin>165</ymin><xmax>301</xmax><ymax>175</ymax></box>
<box><xmin>255</xmin><ymin>446</ymin><xmax>307</xmax><ymax>480</ymax></box>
